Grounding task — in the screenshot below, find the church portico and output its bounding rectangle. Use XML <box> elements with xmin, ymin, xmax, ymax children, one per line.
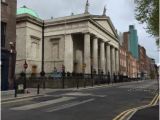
<box><xmin>16</xmin><ymin>1</ymin><xmax>120</xmax><ymax>75</ymax></box>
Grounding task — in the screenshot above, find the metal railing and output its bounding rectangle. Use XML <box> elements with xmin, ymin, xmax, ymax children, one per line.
<box><xmin>14</xmin><ymin>72</ymin><xmax>141</xmax><ymax>97</ymax></box>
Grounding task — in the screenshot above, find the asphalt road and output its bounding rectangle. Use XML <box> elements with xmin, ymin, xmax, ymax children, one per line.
<box><xmin>2</xmin><ymin>80</ymin><xmax>158</xmax><ymax>120</ymax></box>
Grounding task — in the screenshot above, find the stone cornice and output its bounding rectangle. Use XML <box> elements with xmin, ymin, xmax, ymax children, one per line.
<box><xmin>16</xmin><ymin>14</ymin><xmax>43</xmax><ymax>27</ymax></box>
<box><xmin>45</xmin><ymin>14</ymin><xmax>119</xmax><ymax>43</ymax></box>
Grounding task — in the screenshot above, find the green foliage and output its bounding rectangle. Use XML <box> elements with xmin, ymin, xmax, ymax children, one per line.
<box><xmin>135</xmin><ymin>0</ymin><xmax>159</xmax><ymax>37</ymax></box>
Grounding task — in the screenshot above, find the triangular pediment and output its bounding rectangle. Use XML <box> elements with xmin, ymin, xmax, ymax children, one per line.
<box><xmin>91</xmin><ymin>16</ymin><xmax>118</xmax><ymax>38</ymax></box>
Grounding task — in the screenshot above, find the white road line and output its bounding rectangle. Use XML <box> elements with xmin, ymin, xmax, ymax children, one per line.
<box><xmin>46</xmin><ymin>98</ymin><xmax>94</xmax><ymax>112</ymax></box>
<box><xmin>1</xmin><ymin>96</ymin><xmax>42</xmax><ymax>104</ymax></box>
<box><xmin>10</xmin><ymin>97</ymin><xmax>75</xmax><ymax>110</ymax></box>
<box><xmin>62</xmin><ymin>92</ymin><xmax>106</xmax><ymax>98</ymax></box>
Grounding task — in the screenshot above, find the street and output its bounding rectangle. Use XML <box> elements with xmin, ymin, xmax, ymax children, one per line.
<box><xmin>2</xmin><ymin>80</ymin><xmax>158</xmax><ymax>120</ymax></box>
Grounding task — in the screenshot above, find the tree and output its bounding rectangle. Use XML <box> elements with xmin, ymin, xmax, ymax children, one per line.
<box><xmin>134</xmin><ymin>0</ymin><xmax>159</xmax><ymax>38</ymax></box>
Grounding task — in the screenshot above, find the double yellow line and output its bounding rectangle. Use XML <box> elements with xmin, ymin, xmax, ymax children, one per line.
<box><xmin>113</xmin><ymin>93</ymin><xmax>159</xmax><ymax>120</ymax></box>
<box><xmin>149</xmin><ymin>93</ymin><xmax>159</xmax><ymax>106</ymax></box>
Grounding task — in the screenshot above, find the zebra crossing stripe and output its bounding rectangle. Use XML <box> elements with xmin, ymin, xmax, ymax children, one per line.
<box><xmin>46</xmin><ymin>98</ymin><xmax>94</xmax><ymax>112</ymax></box>
<box><xmin>10</xmin><ymin>97</ymin><xmax>75</xmax><ymax>110</ymax></box>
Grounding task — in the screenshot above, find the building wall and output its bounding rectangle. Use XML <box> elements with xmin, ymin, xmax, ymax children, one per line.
<box><xmin>123</xmin><ymin>32</ymin><xmax>129</xmax><ymax>50</ymax></box>
<box><xmin>44</xmin><ymin>35</ymin><xmax>65</xmax><ymax>73</ymax></box>
<box><xmin>1</xmin><ymin>0</ymin><xmax>17</xmax><ymax>90</ymax></box>
<box><xmin>16</xmin><ymin>18</ymin><xmax>42</xmax><ymax>74</ymax></box>
<box><xmin>119</xmin><ymin>46</ymin><xmax>127</xmax><ymax>75</ymax></box>
<box><xmin>16</xmin><ymin>13</ymin><xmax>119</xmax><ymax>74</ymax></box>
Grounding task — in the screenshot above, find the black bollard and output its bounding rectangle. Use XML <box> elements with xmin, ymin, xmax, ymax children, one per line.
<box><xmin>37</xmin><ymin>84</ymin><xmax>40</xmax><ymax>94</ymax></box>
<box><xmin>14</xmin><ymin>84</ymin><xmax>17</xmax><ymax>97</ymax></box>
<box><xmin>77</xmin><ymin>78</ymin><xmax>79</xmax><ymax>89</ymax></box>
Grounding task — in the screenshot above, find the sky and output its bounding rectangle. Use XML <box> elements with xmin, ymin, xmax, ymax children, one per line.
<box><xmin>17</xmin><ymin>0</ymin><xmax>159</xmax><ymax>63</ymax></box>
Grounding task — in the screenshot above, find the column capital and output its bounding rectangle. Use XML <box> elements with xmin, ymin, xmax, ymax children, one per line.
<box><xmin>81</xmin><ymin>31</ymin><xmax>90</xmax><ymax>34</ymax></box>
<box><xmin>93</xmin><ymin>35</ymin><xmax>99</xmax><ymax>39</ymax></box>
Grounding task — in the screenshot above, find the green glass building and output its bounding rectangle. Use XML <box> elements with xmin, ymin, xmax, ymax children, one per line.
<box><xmin>128</xmin><ymin>25</ymin><xmax>139</xmax><ymax>59</ymax></box>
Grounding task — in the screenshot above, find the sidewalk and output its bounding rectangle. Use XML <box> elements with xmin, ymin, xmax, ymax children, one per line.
<box><xmin>1</xmin><ymin>88</ymin><xmax>59</xmax><ymax>102</ymax></box>
<box><xmin>1</xmin><ymin>80</ymin><xmax>145</xmax><ymax>102</ymax></box>
<box><xmin>129</xmin><ymin>105</ymin><xmax>159</xmax><ymax>120</ymax></box>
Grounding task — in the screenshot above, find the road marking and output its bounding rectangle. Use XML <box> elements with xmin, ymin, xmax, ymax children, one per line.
<box><xmin>1</xmin><ymin>95</ymin><xmax>43</xmax><ymax>104</ymax></box>
<box><xmin>149</xmin><ymin>94</ymin><xmax>158</xmax><ymax>105</ymax></box>
<box><xmin>113</xmin><ymin>93</ymin><xmax>158</xmax><ymax>120</ymax></box>
<box><xmin>62</xmin><ymin>92</ymin><xmax>106</xmax><ymax>98</ymax></box>
<box><xmin>63</xmin><ymin>92</ymin><xmax>92</xmax><ymax>96</ymax></box>
<box><xmin>46</xmin><ymin>98</ymin><xmax>94</xmax><ymax>112</ymax></box>
<box><xmin>119</xmin><ymin>109</ymin><xmax>136</xmax><ymax>120</ymax></box>
<box><xmin>10</xmin><ymin>97</ymin><xmax>75</xmax><ymax>110</ymax></box>
<box><xmin>152</xmin><ymin>95</ymin><xmax>159</xmax><ymax>105</ymax></box>
<box><xmin>112</xmin><ymin>109</ymin><xmax>131</xmax><ymax>120</ymax></box>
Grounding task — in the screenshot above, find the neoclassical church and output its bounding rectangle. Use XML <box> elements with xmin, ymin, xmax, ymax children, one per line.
<box><xmin>16</xmin><ymin>1</ymin><xmax>120</xmax><ymax>75</ymax></box>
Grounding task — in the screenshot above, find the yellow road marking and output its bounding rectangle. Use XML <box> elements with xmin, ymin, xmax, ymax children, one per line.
<box><xmin>113</xmin><ymin>93</ymin><xmax>159</xmax><ymax>120</ymax></box>
<box><xmin>149</xmin><ymin>94</ymin><xmax>159</xmax><ymax>105</ymax></box>
<box><xmin>152</xmin><ymin>95</ymin><xmax>159</xmax><ymax>105</ymax></box>
<box><xmin>112</xmin><ymin>109</ymin><xmax>131</xmax><ymax>120</ymax></box>
<box><xmin>119</xmin><ymin>109</ymin><xmax>136</xmax><ymax>120</ymax></box>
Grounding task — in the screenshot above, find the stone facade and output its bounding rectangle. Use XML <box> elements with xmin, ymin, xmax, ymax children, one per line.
<box><xmin>16</xmin><ymin>14</ymin><xmax>42</xmax><ymax>74</ymax></box>
<box><xmin>1</xmin><ymin>0</ymin><xmax>17</xmax><ymax>90</ymax></box>
<box><xmin>16</xmin><ymin>13</ymin><xmax>120</xmax><ymax>75</ymax></box>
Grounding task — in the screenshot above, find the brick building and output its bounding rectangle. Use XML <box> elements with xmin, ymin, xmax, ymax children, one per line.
<box><xmin>1</xmin><ymin>0</ymin><xmax>17</xmax><ymax>90</ymax></box>
<box><xmin>119</xmin><ymin>31</ymin><xmax>138</xmax><ymax>78</ymax></box>
<box><xmin>138</xmin><ymin>45</ymin><xmax>147</xmax><ymax>78</ymax></box>
<box><xmin>119</xmin><ymin>46</ymin><xmax>127</xmax><ymax>76</ymax></box>
<box><xmin>127</xmin><ymin>52</ymin><xmax>138</xmax><ymax>78</ymax></box>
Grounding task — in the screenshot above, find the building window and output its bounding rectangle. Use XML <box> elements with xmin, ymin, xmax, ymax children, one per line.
<box><xmin>52</xmin><ymin>43</ymin><xmax>59</xmax><ymax>59</ymax></box>
<box><xmin>31</xmin><ymin>42</ymin><xmax>39</xmax><ymax>59</ymax></box>
<box><xmin>1</xmin><ymin>22</ymin><xmax>6</xmax><ymax>47</ymax></box>
<box><xmin>30</xmin><ymin>36</ymin><xmax>40</xmax><ymax>59</ymax></box>
<box><xmin>50</xmin><ymin>38</ymin><xmax>60</xmax><ymax>60</ymax></box>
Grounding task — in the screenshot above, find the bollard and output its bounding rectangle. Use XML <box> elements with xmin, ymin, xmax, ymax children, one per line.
<box><xmin>77</xmin><ymin>79</ymin><xmax>79</xmax><ymax>89</ymax></box>
<box><xmin>14</xmin><ymin>84</ymin><xmax>17</xmax><ymax>97</ymax></box>
<box><xmin>62</xmin><ymin>77</ymin><xmax>65</xmax><ymax>89</ymax></box>
<box><xmin>84</xmin><ymin>75</ymin><xmax>86</xmax><ymax>88</ymax></box>
<box><xmin>92</xmin><ymin>76</ymin><xmax>94</xmax><ymax>87</ymax></box>
<box><xmin>37</xmin><ymin>84</ymin><xmax>40</xmax><ymax>94</ymax></box>
<box><xmin>43</xmin><ymin>80</ymin><xmax>45</xmax><ymax>89</ymax></box>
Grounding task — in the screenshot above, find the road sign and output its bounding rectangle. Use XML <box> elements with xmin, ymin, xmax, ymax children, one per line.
<box><xmin>23</xmin><ymin>60</ymin><xmax>28</xmax><ymax>69</ymax></box>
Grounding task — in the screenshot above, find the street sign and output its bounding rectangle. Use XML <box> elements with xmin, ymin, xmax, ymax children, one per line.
<box><xmin>23</xmin><ymin>60</ymin><xmax>28</xmax><ymax>69</ymax></box>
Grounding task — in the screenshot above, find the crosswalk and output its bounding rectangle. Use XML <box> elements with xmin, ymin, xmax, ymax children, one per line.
<box><xmin>8</xmin><ymin>92</ymin><xmax>96</xmax><ymax>112</ymax></box>
<box><xmin>10</xmin><ymin>96</ymin><xmax>75</xmax><ymax>111</ymax></box>
<box><xmin>46</xmin><ymin>98</ymin><xmax>94</xmax><ymax>112</ymax></box>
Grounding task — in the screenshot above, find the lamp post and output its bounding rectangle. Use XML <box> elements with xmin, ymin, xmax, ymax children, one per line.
<box><xmin>40</xmin><ymin>20</ymin><xmax>45</xmax><ymax>89</ymax></box>
<box><xmin>9</xmin><ymin>42</ymin><xmax>16</xmax><ymax>96</ymax></box>
<box><xmin>23</xmin><ymin>60</ymin><xmax>28</xmax><ymax>90</ymax></box>
<box><xmin>40</xmin><ymin>20</ymin><xmax>45</xmax><ymax>77</ymax></box>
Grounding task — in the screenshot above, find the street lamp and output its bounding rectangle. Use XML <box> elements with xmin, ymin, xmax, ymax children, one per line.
<box><xmin>9</xmin><ymin>42</ymin><xmax>16</xmax><ymax>95</ymax></box>
<box><xmin>23</xmin><ymin>60</ymin><xmax>28</xmax><ymax>90</ymax></box>
<box><xmin>40</xmin><ymin>20</ymin><xmax>45</xmax><ymax>77</ymax></box>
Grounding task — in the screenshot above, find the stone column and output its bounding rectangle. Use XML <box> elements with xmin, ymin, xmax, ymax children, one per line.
<box><xmin>111</xmin><ymin>46</ymin><xmax>116</xmax><ymax>74</ymax></box>
<box><xmin>84</xmin><ymin>33</ymin><xmax>91</xmax><ymax>74</ymax></box>
<box><xmin>100</xmin><ymin>41</ymin><xmax>105</xmax><ymax>73</ymax></box>
<box><xmin>106</xmin><ymin>44</ymin><xmax>111</xmax><ymax>74</ymax></box>
<box><xmin>115</xmin><ymin>49</ymin><xmax>119</xmax><ymax>74</ymax></box>
<box><xmin>92</xmin><ymin>36</ymin><xmax>98</xmax><ymax>73</ymax></box>
<box><xmin>64</xmin><ymin>34</ymin><xmax>73</xmax><ymax>72</ymax></box>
